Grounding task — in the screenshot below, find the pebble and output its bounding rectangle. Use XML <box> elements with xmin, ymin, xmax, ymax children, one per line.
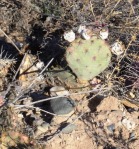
<box><xmin>78</xmin><ymin>25</ymin><xmax>93</xmax><ymax>40</ymax></box>
<box><xmin>34</xmin><ymin>122</ymin><xmax>49</xmax><ymax>138</ymax></box>
<box><xmin>78</xmin><ymin>25</ymin><xmax>86</xmax><ymax>34</ymax></box>
<box><xmin>122</xmin><ymin>117</ymin><xmax>136</xmax><ymax>131</ymax></box>
<box><xmin>50</xmin><ymin>86</ymin><xmax>69</xmax><ymax>96</ymax></box>
<box><xmin>129</xmin><ymin>132</ymin><xmax>135</xmax><ymax>140</ymax></box>
<box><xmin>107</xmin><ymin>124</ymin><xmax>115</xmax><ymax>133</ymax></box>
<box><xmin>62</xmin><ymin>123</ymin><xmax>77</xmax><ymax>134</ymax></box>
<box><xmin>50</xmin><ymin>97</ymin><xmax>75</xmax><ymax>115</ymax></box>
<box><xmin>34</xmin><ymin>119</ymin><xmax>44</xmax><ymax>126</ymax></box>
<box><xmin>81</xmin><ymin>31</ymin><xmax>91</xmax><ymax>40</ymax></box>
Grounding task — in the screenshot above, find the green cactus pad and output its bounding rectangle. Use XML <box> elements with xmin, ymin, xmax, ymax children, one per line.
<box><xmin>65</xmin><ymin>36</ymin><xmax>111</xmax><ymax>81</ymax></box>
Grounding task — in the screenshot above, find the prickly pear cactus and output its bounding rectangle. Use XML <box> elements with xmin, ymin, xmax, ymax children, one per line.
<box><xmin>47</xmin><ymin>67</ymin><xmax>78</xmax><ymax>87</ymax></box>
<box><xmin>65</xmin><ymin>36</ymin><xmax>111</xmax><ymax>81</ymax></box>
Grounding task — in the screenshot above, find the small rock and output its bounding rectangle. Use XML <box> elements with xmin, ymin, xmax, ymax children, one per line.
<box><xmin>50</xmin><ymin>86</ymin><xmax>69</xmax><ymax>96</ymax></box>
<box><xmin>81</xmin><ymin>31</ymin><xmax>91</xmax><ymax>40</ymax></box>
<box><xmin>50</xmin><ymin>97</ymin><xmax>75</xmax><ymax>115</ymax></box>
<box><xmin>122</xmin><ymin>117</ymin><xmax>136</xmax><ymax>131</ymax></box>
<box><xmin>62</xmin><ymin>123</ymin><xmax>77</xmax><ymax>134</ymax></box>
<box><xmin>78</xmin><ymin>25</ymin><xmax>86</xmax><ymax>34</ymax></box>
<box><xmin>129</xmin><ymin>132</ymin><xmax>135</xmax><ymax>140</ymax></box>
<box><xmin>34</xmin><ymin>123</ymin><xmax>49</xmax><ymax>138</ymax></box>
<box><xmin>34</xmin><ymin>119</ymin><xmax>44</xmax><ymax>126</ymax></box>
<box><xmin>41</xmin><ymin>122</ymin><xmax>50</xmax><ymax>129</ymax></box>
<box><xmin>77</xmin><ymin>25</ymin><xmax>93</xmax><ymax>40</ymax></box>
<box><xmin>107</xmin><ymin>124</ymin><xmax>115</xmax><ymax>133</ymax></box>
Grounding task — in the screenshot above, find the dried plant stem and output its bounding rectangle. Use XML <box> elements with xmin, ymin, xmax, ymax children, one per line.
<box><xmin>90</xmin><ymin>1</ymin><xmax>96</xmax><ymax>21</ymax></box>
<box><xmin>3</xmin><ymin>53</ymin><xmax>27</xmax><ymax>100</ymax></box>
<box><xmin>110</xmin><ymin>26</ymin><xmax>139</xmax><ymax>29</ymax></box>
<box><xmin>13</xmin><ymin>58</ymin><xmax>54</xmax><ymax>103</ymax></box>
<box><xmin>21</xmin><ymin>89</ymin><xmax>99</xmax><ymax>106</ymax></box>
<box><xmin>128</xmin><ymin>0</ymin><xmax>135</xmax><ymax>14</ymax></box>
<box><xmin>13</xmin><ymin>53</ymin><xmax>27</xmax><ymax>81</ymax></box>
<box><xmin>28</xmin><ymin>58</ymin><xmax>54</xmax><ymax>89</ymax></box>
<box><xmin>14</xmin><ymin>105</ymin><xmax>57</xmax><ymax>116</ymax></box>
<box><xmin>108</xmin><ymin>34</ymin><xmax>136</xmax><ymax>81</ymax></box>
<box><xmin>106</xmin><ymin>0</ymin><xmax>121</xmax><ymax>19</ymax></box>
<box><xmin>15</xmin><ymin>84</ymin><xmax>107</xmax><ymax>107</ymax></box>
<box><xmin>14</xmin><ymin>105</ymin><xmax>75</xmax><ymax>117</ymax></box>
<box><xmin>0</xmin><ymin>28</ymin><xmax>23</xmax><ymax>54</ymax></box>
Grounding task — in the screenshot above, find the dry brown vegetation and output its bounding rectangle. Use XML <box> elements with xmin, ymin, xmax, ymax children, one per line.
<box><xmin>0</xmin><ymin>0</ymin><xmax>139</xmax><ymax>149</ymax></box>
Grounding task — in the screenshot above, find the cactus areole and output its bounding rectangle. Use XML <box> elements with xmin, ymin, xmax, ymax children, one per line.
<box><xmin>65</xmin><ymin>36</ymin><xmax>111</xmax><ymax>81</ymax></box>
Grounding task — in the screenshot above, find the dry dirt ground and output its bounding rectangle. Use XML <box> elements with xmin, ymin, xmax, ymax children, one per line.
<box><xmin>44</xmin><ymin>96</ymin><xmax>139</xmax><ymax>149</ymax></box>
<box><xmin>0</xmin><ymin>96</ymin><xmax>139</xmax><ymax>149</ymax></box>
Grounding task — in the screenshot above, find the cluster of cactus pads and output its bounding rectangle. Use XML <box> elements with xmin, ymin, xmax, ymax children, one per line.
<box><xmin>65</xmin><ymin>36</ymin><xmax>111</xmax><ymax>81</ymax></box>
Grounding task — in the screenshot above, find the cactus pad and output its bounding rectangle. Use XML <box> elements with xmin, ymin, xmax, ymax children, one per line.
<box><xmin>65</xmin><ymin>36</ymin><xmax>111</xmax><ymax>81</ymax></box>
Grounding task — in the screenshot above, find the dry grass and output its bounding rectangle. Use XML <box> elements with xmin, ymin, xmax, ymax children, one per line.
<box><xmin>0</xmin><ymin>0</ymin><xmax>139</xmax><ymax>148</ymax></box>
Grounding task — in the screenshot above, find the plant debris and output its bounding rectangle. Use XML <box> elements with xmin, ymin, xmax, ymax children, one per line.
<box><xmin>0</xmin><ymin>0</ymin><xmax>139</xmax><ymax>148</ymax></box>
